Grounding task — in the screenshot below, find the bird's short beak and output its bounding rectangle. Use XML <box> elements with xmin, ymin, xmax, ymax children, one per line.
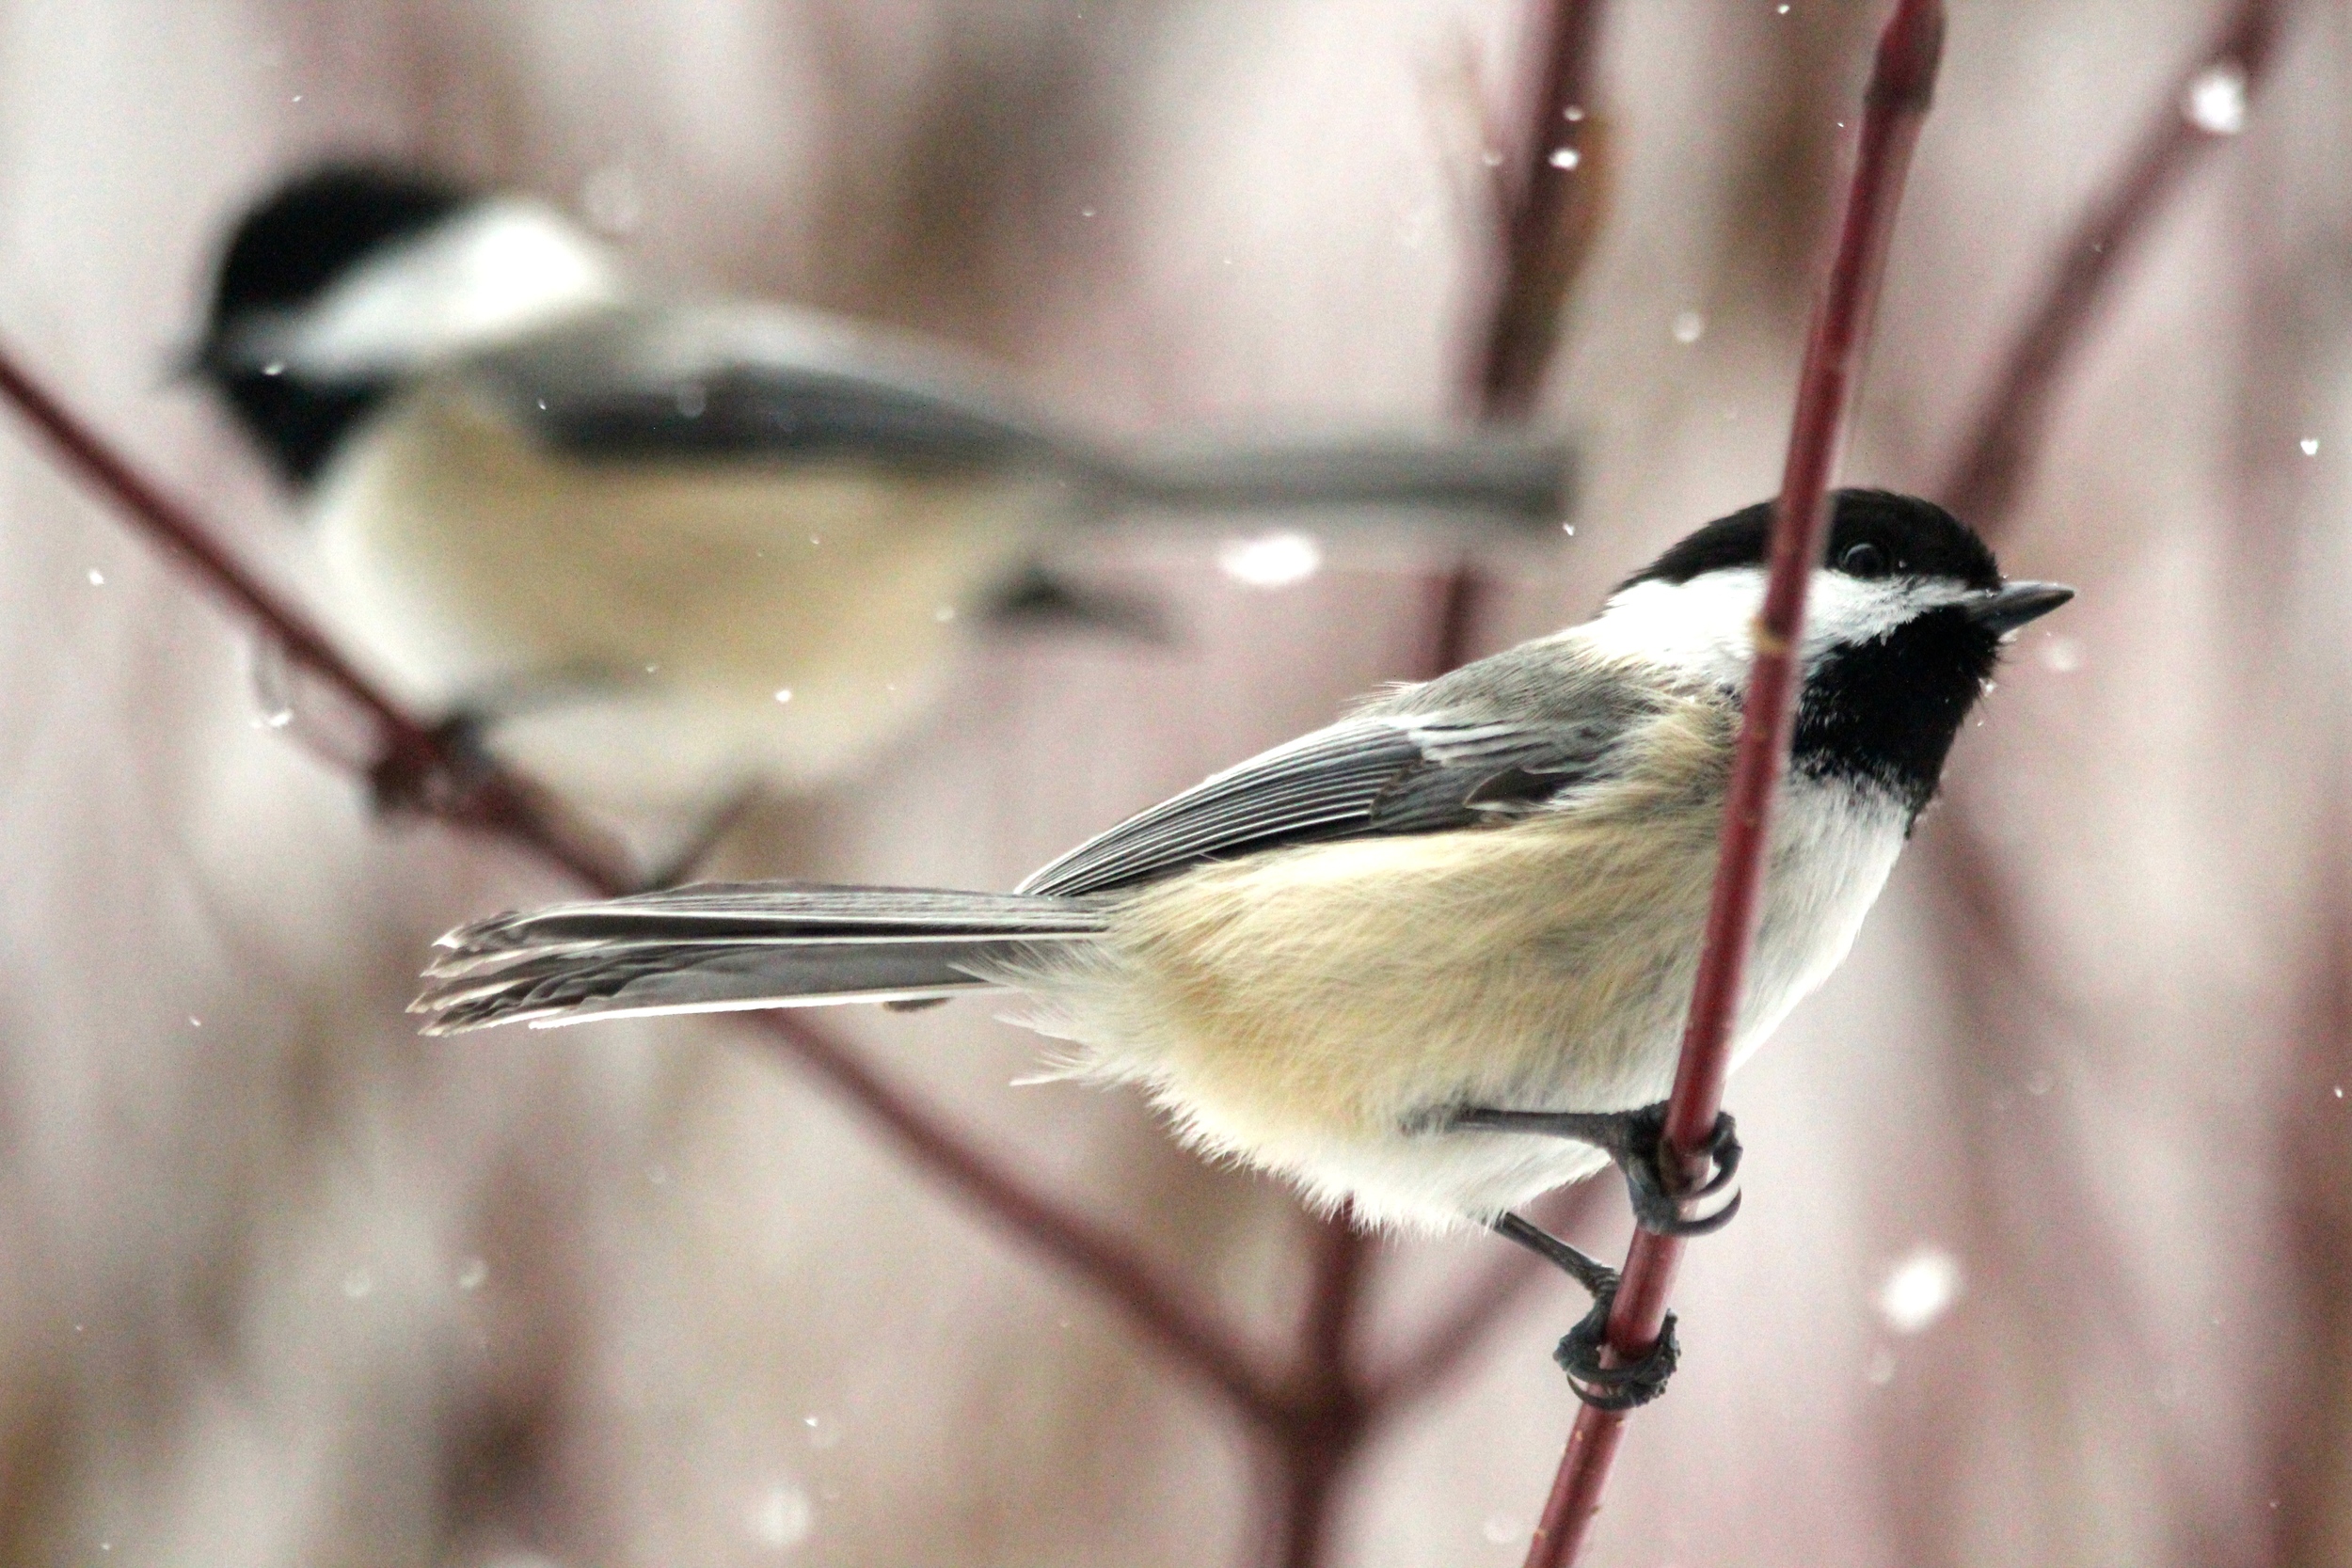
<box><xmin>1968</xmin><ymin>580</ymin><xmax>2074</xmax><ymax>635</ymax></box>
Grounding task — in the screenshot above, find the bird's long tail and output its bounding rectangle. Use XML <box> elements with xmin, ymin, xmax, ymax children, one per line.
<box><xmin>413</xmin><ymin>881</ymin><xmax>1107</xmax><ymax>1034</ymax></box>
<box><xmin>1104</xmin><ymin>430</ymin><xmax>1572</xmax><ymax>527</ymax></box>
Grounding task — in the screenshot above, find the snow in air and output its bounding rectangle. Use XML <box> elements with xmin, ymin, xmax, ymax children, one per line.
<box><xmin>2041</xmin><ymin>635</ymin><xmax>2082</xmax><ymax>673</ymax></box>
<box><xmin>2184</xmin><ymin>63</ymin><xmax>2248</xmax><ymax>135</ymax></box>
<box><xmin>1672</xmin><ymin>310</ymin><xmax>1707</xmax><ymax>344</ymax></box>
<box><xmin>1218</xmin><ymin>531</ymin><xmax>1322</xmax><ymax>589</ymax></box>
<box><xmin>1876</xmin><ymin>1247</ymin><xmax>1961</xmax><ymax>1334</ymax></box>
<box><xmin>747</xmin><ymin>1482</ymin><xmax>814</xmax><ymax>1548</ymax></box>
<box><xmin>1549</xmin><ymin>147</ymin><xmax>1581</xmax><ymax>169</ymax></box>
<box><xmin>2301</xmin><ymin>438</ymin><xmax>2320</xmax><ymax>456</ymax></box>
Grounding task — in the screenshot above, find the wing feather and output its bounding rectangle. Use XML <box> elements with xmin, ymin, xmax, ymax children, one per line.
<box><xmin>469</xmin><ymin>304</ymin><xmax>1063</xmax><ymax>470</ymax></box>
<box><xmin>1020</xmin><ymin>720</ymin><xmax>1630</xmax><ymax>898</ymax></box>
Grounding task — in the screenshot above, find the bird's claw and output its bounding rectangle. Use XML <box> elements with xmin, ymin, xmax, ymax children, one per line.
<box><xmin>1555</xmin><ymin>1287</ymin><xmax>1678</xmax><ymax>1411</ymax></box>
<box><xmin>1443</xmin><ymin>1100</ymin><xmax>1743</xmax><ymax>1238</ymax></box>
<box><xmin>1616</xmin><ymin>1101</ymin><xmax>1742</xmax><ymax>1238</ymax></box>
<box><xmin>369</xmin><ymin>710</ymin><xmax>501</xmax><ymax>817</ymax></box>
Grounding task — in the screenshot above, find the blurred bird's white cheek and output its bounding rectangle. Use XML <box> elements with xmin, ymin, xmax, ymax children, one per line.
<box><xmin>276</xmin><ymin>201</ymin><xmax>627</xmax><ymax>376</ymax></box>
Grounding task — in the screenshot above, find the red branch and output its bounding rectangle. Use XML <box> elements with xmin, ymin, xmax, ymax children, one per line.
<box><xmin>743</xmin><ymin>1012</ymin><xmax>1288</xmax><ymax>1416</ymax></box>
<box><xmin>1518</xmin><ymin>5</ymin><xmax>1945</xmax><ymax>1564</ymax></box>
<box><xmin>1939</xmin><ymin>0</ymin><xmax>2283</xmax><ymax>524</ymax></box>
<box><xmin>0</xmin><ymin>348</ymin><xmax>639</xmax><ymax>895</ymax></box>
<box><xmin>0</xmin><ymin>341</ymin><xmax>1287</xmax><ymax>1434</ymax></box>
<box><xmin>0</xmin><ymin>5</ymin><xmax>1621</xmax><ymax>1561</ymax></box>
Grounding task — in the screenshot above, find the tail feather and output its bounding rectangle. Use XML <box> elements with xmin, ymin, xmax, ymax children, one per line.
<box><xmin>413</xmin><ymin>881</ymin><xmax>1107</xmax><ymax>1034</ymax></box>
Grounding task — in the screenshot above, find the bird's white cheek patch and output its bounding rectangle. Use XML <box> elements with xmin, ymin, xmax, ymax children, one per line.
<box><xmin>1583</xmin><ymin>568</ymin><xmax>1982</xmax><ymax>689</ymax></box>
<box><xmin>276</xmin><ymin>201</ymin><xmax>627</xmax><ymax>376</ymax></box>
<box><xmin>1801</xmin><ymin>574</ymin><xmax>1977</xmax><ymax>652</ymax></box>
<box><xmin>1581</xmin><ymin>569</ymin><xmax>1766</xmax><ymax>687</ymax></box>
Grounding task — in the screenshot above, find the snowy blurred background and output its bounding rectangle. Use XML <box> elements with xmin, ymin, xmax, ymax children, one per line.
<box><xmin>1</xmin><ymin>1</ymin><xmax>2348</xmax><ymax>1564</ymax></box>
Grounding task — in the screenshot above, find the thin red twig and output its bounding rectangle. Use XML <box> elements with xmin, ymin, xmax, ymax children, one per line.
<box><xmin>0</xmin><ymin>338</ymin><xmax>1288</xmax><ymax>1424</ymax></box>
<box><xmin>742</xmin><ymin>1012</ymin><xmax>1290</xmax><ymax>1417</ymax></box>
<box><xmin>1</xmin><ymin>5</ymin><xmax>1623</xmax><ymax>1559</ymax></box>
<box><xmin>1265</xmin><ymin>1213</ymin><xmax>1373</xmax><ymax>1568</ymax></box>
<box><xmin>1519</xmin><ymin>6</ymin><xmax>1945</xmax><ymax>1564</ymax></box>
<box><xmin>0</xmin><ymin>345</ymin><xmax>640</xmax><ymax>895</ymax></box>
<box><xmin>1233</xmin><ymin>3</ymin><xmax>1624</xmax><ymax>1553</ymax></box>
<box><xmin>1938</xmin><ymin>0</ymin><xmax>2284</xmax><ymax>524</ymax></box>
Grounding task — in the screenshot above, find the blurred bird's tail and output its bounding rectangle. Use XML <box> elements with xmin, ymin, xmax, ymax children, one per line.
<box><xmin>1105</xmin><ymin>430</ymin><xmax>1572</xmax><ymax>527</ymax></box>
<box><xmin>413</xmin><ymin>882</ymin><xmax>1107</xmax><ymax>1034</ymax></box>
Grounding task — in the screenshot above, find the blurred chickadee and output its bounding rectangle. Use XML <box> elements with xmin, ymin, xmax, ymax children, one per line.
<box><xmin>189</xmin><ymin>163</ymin><xmax>1571</xmax><ymax>821</ymax></box>
<box><xmin>414</xmin><ymin>489</ymin><xmax>2070</xmax><ymax>1405</ymax></box>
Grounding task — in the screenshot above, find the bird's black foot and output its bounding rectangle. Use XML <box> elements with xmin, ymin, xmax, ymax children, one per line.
<box><xmin>1556</xmin><ymin>1286</ymin><xmax>1678</xmax><ymax>1411</ymax></box>
<box><xmin>370</xmin><ymin>663</ymin><xmax>649</xmax><ymax>816</ymax></box>
<box><xmin>1491</xmin><ymin>1210</ymin><xmax>1614</xmax><ymax>1295</ymax></box>
<box><xmin>1451</xmin><ymin>1101</ymin><xmax>1741</xmax><ymax>1237</ymax></box>
<box><xmin>369</xmin><ymin>709</ymin><xmax>502</xmax><ymax>817</ymax></box>
<box><xmin>1489</xmin><ymin>1211</ymin><xmax>1677</xmax><ymax>1409</ymax></box>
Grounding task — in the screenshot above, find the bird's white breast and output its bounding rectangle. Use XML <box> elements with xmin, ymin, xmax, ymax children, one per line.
<box><xmin>1008</xmin><ymin>760</ymin><xmax>1909</xmax><ymax>1231</ymax></box>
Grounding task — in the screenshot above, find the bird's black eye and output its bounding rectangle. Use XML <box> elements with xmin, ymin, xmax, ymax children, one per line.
<box><xmin>1837</xmin><ymin>541</ymin><xmax>1892</xmax><ymax>578</ymax></box>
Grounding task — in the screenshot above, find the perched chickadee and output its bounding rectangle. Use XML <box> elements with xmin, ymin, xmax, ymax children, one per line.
<box><xmin>414</xmin><ymin>489</ymin><xmax>2069</xmax><ymax>1405</ymax></box>
<box><xmin>190</xmin><ymin>163</ymin><xmax>1571</xmax><ymax>822</ymax></box>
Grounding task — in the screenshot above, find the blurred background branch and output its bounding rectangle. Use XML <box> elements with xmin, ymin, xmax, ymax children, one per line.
<box><xmin>0</xmin><ymin>5</ymin><xmax>1616</xmax><ymax>1566</ymax></box>
<box><xmin>0</xmin><ymin>1</ymin><xmax>2339</xmax><ymax>1564</ymax></box>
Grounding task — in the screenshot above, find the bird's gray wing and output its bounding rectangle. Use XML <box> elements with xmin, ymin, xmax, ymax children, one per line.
<box><xmin>1019</xmin><ymin>650</ymin><xmax>1662</xmax><ymax>897</ymax></box>
<box><xmin>465</xmin><ymin>303</ymin><xmax>1067</xmax><ymax>471</ymax></box>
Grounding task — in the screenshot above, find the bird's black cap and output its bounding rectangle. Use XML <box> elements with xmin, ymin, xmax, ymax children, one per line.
<box><xmin>1621</xmin><ymin>489</ymin><xmax>2000</xmax><ymax>593</ymax></box>
<box><xmin>204</xmin><ymin>163</ymin><xmax>469</xmax><ymax>341</ymax></box>
<box><xmin>195</xmin><ymin>163</ymin><xmax>470</xmax><ymax>485</ymax></box>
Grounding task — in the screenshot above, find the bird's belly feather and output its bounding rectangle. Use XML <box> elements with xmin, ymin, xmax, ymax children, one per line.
<box><xmin>1006</xmin><ymin>771</ymin><xmax>1905</xmax><ymax>1229</ymax></box>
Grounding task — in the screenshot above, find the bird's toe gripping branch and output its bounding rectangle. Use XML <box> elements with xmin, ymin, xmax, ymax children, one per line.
<box><xmin>1556</xmin><ymin>1291</ymin><xmax>1678</xmax><ymax>1412</ymax></box>
<box><xmin>1487</xmin><ymin>1212</ymin><xmax>1679</xmax><ymax>1410</ymax></box>
<box><xmin>367</xmin><ymin>709</ymin><xmax>504</xmax><ymax>819</ymax></box>
<box><xmin>1451</xmin><ymin>1101</ymin><xmax>1743</xmax><ymax>1237</ymax></box>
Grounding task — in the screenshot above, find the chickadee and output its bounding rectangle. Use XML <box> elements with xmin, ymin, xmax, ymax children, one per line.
<box><xmin>190</xmin><ymin>163</ymin><xmax>1571</xmax><ymax>821</ymax></box>
<box><xmin>414</xmin><ymin>489</ymin><xmax>2070</xmax><ymax>1405</ymax></box>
